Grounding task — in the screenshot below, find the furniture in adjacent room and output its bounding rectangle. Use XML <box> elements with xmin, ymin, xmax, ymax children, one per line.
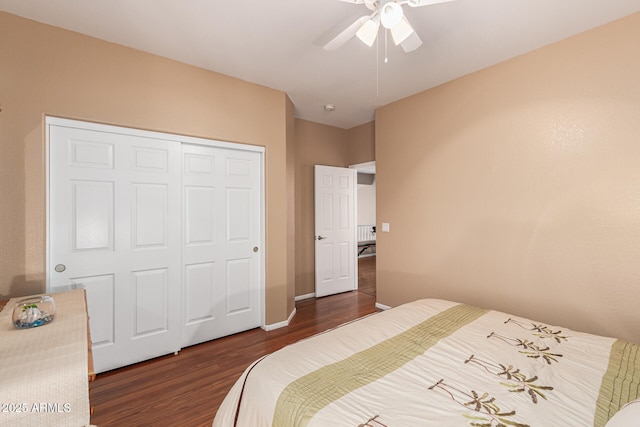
<box><xmin>357</xmin><ymin>224</ymin><xmax>376</xmax><ymax>256</ymax></box>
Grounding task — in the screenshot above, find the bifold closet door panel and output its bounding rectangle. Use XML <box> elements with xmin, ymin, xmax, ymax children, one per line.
<box><xmin>181</xmin><ymin>144</ymin><xmax>262</xmax><ymax>347</ymax></box>
<box><xmin>49</xmin><ymin>124</ymin><xmax>182</xmax><ymax>373</ymax></box>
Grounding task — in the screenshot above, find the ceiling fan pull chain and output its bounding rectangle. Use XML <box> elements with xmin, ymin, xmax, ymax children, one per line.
<box><xmin>376</xmin><ymin>32</ymin><xmax>380</xmax><ymax>97</ymax></box>
<box><xmin>384</xmin><ymin>29</ymin><xmax>389</xmax><ymax>63</ymax></box>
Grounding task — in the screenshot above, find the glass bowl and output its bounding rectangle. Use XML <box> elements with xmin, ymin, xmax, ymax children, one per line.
<box><xmin>12</xmin><ymin>295</ymin><xmax>56</xmax><ymax>329</ymax></box>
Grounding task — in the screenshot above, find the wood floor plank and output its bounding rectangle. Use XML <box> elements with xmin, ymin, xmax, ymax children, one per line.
<box><xmin>90</xmin><ymin>290</ymin><xmax>378</xmax><ymax>427</ymax></box>
<box><xmin>358</xmin><ymin>256</ymin><xmax>376</xmax><ymax>297</ymax></box>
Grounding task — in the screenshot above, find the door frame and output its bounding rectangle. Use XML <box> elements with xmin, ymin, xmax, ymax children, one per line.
<box><xmin>349</xmin><ymin>161</ymin><xmax>376</xmax><ymax>288</ymax></box>
<box><xmin>45</xmin><ymin>116</ymin><xmax>266</xmax><ymax>329</ymax></box>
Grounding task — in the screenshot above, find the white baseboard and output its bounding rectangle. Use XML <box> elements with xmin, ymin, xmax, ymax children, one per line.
<box><xmin>295</xmin><ymin>292</ymin><xmax>315</xmax><ymax>301</ymax></box>
<box><xmin>375</xmin><ymin>302</ymin><xmax>392</xmax><ymax>310</ymax></box>
<box><xmin>262</xmin><ymin>307</ymin><xmax>297</xmax><ymax>331</ymax></box>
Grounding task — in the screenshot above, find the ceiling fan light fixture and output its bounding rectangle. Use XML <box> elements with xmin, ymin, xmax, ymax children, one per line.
<box><xmin>390</xmin><ymin>16</ymin><xmax>413</xmax><ymax>45</ymax></box>
<box><xmin>380</xmin><ymin>2</ymin><xmax>403</xmax><ymax>29</ymax></box>
<box><xmin>356</xmin><ymin>16</ymin><xmax>380</xmax><ymax>46</ymax></box>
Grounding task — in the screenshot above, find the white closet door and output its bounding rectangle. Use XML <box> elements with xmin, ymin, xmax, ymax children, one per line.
<box><xmin>49</xmin><ymin>125</ymin><xmax>181</xmax><ymax>373</ymax></box>
<box><xmin>181</xmin><ymin>144</ymin><xmax>262</xmax><ymax>347</ymax></box>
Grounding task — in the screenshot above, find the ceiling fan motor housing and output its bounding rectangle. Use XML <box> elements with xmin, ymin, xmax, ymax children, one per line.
<box><xmin>380</xmin><ymin>1</ymin><xmax>404</xmax><ymax>29</ymax></box>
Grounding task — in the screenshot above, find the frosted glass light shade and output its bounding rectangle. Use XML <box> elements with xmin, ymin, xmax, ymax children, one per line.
<box><xmin>390</xmin><ymin>17</ymin><xmax>413</xmax><ymax>45</ymax></box>
<box><xmin>356</xmin><ymin>17</ymin><xmax>380</xmax><ymax>46</ymax></box>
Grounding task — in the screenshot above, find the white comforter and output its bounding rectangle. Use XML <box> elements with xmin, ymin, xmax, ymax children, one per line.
<box><xmin>213</xmin><ymin>299</ymin><xmax>639</xmax><ymax>427</ymax></box>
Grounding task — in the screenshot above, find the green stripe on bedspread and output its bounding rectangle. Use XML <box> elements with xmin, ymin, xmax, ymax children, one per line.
<box><xmin>594</xmin><ymin>340</ymin><xmax>640</xmax><ymax>427</ymax></box>
<box><xmin>272</xmin><ymin>304</ymin><xmax>488</xmax><ymax>427</ymax></box>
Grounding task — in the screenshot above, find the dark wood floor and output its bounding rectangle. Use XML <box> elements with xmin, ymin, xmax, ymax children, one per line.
<box><xmin>90</xmin><ymin>290</ymin><xmax>378</xmax><ymax>427</ymax></box>
<box><xmin>358</xmin><ymin>255</ymin><xmax>376</xmax><ymax>297</ymax></box>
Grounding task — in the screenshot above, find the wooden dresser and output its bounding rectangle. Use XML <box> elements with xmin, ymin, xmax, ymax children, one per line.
<box><xmin>0</xmin><ymin>289</ymin><xmax>94</xmax><ymax>426</ymax></box>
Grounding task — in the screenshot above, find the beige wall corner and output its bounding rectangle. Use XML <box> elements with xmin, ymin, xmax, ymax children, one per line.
<box><xmin>376</xmin><ymin>12</ymin><xmax>640</xmax><ymax>343</ymax></box>
<box><xmin>294</xmin><ymin>119</ymin><xmax>349</xmax><ymax>296</ymax></box>
<box><xmin>0</xmin><ymin>12</ymin><xmax>290</xmax><ymax>325</ymax></box>
<box><xmin>286</xmin><ymin>96</ymin><xmax>296</xmax><ymax>317</ymax></box>
<box><xmin>347</xmin><ymin>121</ymin><xmax>376</xmax><ymax>166</ymax></box>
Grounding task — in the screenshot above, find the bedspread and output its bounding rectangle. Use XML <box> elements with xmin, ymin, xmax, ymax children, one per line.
<box><xmin>213</xmin><ymin>299</ymin><xmax>639</xmax><ymax>427</ymax></box>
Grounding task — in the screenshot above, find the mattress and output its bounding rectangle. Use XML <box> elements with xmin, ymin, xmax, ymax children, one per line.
<box><xmin>213</xmin><ymin>299</ymin><xmax>639</xmax><ymax>427</ymax></box>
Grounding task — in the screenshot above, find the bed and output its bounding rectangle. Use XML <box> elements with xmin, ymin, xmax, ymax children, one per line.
<box><xmin>213</xmin><ymin>299</ymin><xmax>640</xmax><ymax>427</ymax></box>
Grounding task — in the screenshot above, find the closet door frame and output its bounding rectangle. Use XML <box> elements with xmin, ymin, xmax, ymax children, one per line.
<box><xmin>45</xmin><ymin>116</ymin><xmax>266</xmax><ymax>334</ymax></box>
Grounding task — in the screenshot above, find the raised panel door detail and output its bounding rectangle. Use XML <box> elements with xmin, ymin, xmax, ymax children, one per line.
<box><xmin>226</xmin><ymin>258</ymin><xmax>251</xmax><ymax>314</ymax></box>
<box><xmin>132</xmin><ymin>268</ymin><xmax>168</xmax><ymax>337</ymax></box>
<box><xmin>321</xmin><ymin>175</ymin><xmax>332</xmax><ymax>188</ymax></box>
<box><xmin>184</xmin><ymin>153</ymin><xmax>215</xmax><ymax>176</ymax></box>
<box><xmin>72</xmin><ymin>180</ymin><xmax>114</xmax><ymax>251</ymax></box>
<box><xmin>227</xmin><ymin>188</ymin><xmax>250</xmax><ymax>242</ymax></box>
<box><xmin>320</xmin><ymin>193</ymin><xmax>333</xmax><ymax>232</ymax></box>
<box><xmin>338</xmin><ymin>242</ymin><xmax>350</xmax><ymax>279</ymax></box>
<box><xmin>339</xmin><ymin>175</ymin><xmax>350</xmax><ymax>189</ymax></box>
<box><xmin>339</xmin><ymin>194</ymin><xmax>350</xmax><ymax>230</ymax></box>
<box><xmin>132</xmin><ymin>183</ymin><xmax>167</xmax><ymax>249</ymax></box>
<box><xmin>69</xmin><ymin>139</ymin><xmax>114</xmax><ymax>169</ymax></box>
<box><xmin>185</xmin><ymin>186</ymin><xmax>215</xmax><ymax>245</ymax></box>
<box><xmin>319</xmin><ymin>243</ymin><xmax>333</xmax><ymax>282</ymax></box>
<box><xmin>184</xmin><ymin>262</ymin><xmax>216</xmax><ymax>324</ymax></box>
<box><xmin>227</xmin><ymin>158</ymin><xmax>250</xmax><ymax>177</ymax></box>
<box><xmin>133</xmin><ymin>147</ymin><xmax>168</xmax><ymax>172</ymax></box>
<box><xmin>71</xmin><ymin>274</ymin><xmax>115</xmax><ymax>348</ymax></box>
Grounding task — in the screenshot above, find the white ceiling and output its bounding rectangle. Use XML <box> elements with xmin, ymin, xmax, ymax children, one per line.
<box><xmin>2</xmin><ymin>0</ymin><xmax>640</xmax><ymax>129</ymax></box>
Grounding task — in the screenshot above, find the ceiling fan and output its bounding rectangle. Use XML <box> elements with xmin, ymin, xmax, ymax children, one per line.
<box><xmin>324</xmin><ymin>0</ymin><xmax>455</xmax><ymax>53</ymax></box>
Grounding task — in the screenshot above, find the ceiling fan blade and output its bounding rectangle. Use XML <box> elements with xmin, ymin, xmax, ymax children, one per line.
<box><xmin>323</xmin><ymin>15</ymin><xmax>370</xmax><ymax>50</ymax></box>
<box><xmin>405</xmin><ymin>0</ymin><xmax>455</xmax><ymax>7</ymax></box>
<box><xmin>336</xmin><ymin>0</ymin><xmax>378</xmax><ymax>11</ymax></box>
<box><xmin>400</xmin><ymin>30</ymin><xmax>422</xmax><ymax>52</ymax></box>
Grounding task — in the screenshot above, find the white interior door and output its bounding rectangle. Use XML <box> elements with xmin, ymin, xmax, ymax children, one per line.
<box><xmin>181</xmin><ymin>144</ymin><xmax>262</xmax><ymax>347</ymax></box>
<box><xmin>314</xmin><ymin>165</ymin><xmax>357</xmax><ymax>297</ymax></box>
<box><xmin>49</xmin><ymin>124</ymin><xmax>182</xmax><ymax>373</ymax></box>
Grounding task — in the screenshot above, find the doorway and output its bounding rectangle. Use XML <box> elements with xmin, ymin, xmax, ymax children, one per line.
<box><xmin>350</xmin><ymin>161</ymin><xmax>376</xmax><ymax>297</ymax></box>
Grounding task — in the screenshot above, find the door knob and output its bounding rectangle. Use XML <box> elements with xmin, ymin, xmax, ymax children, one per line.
<box><xmin>317</xmin><ymin>236</ymin><xmax>327</xmax><ymax>240</ymax></box>
<box><xmin>54</xmin><ymin>264</ymin><xmax>66</xmax><ymax>273</ymax></box>
<box><xmin>253</xmin><ymin>247</ymin><xmax>259</xmax><ymax>253</ymax></box>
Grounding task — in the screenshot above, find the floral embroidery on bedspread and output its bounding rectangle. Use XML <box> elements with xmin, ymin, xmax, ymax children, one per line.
<box><xmin>357</xmin><ymin>415</ymin><xmax>387</xmax><ymax>427</ymax></box>
<box><xmin>503</xmin><ymin>318</ymin><xmax>569</xmax><ymax>344</ymax></box>
<box><xmin>464</xmin><ymin>355</ymin><xmax>554</xmax><ymax>404</ymax></box>
<box><xmin>430</xmin><ymin>379</ymin><xmax>530</xmax><ymax>427</ymax></box>
<box><xmin>426</xmin><ymin>316</ymin><xmax>568</xmax><ymax>426</ymax></box>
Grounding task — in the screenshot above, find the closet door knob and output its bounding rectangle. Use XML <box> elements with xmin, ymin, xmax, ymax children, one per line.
<box><xmin>317</xmin><ymin>236</ymin><xmax>327</xmax><ymax>240</ymax></box>
<box><xmin>253</xmin><ymin>247</ymin><xmax>259</xmax><ymax>253</ymax></box>
<box><xmin>54</xmin><ymin>264</ymin><xmax>66</xmax><ymax>273</ymax></box>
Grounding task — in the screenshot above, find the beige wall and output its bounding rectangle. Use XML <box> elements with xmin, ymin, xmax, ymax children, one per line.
<box><xmin>0</xmin><ymin>12</ymin><xmax>294</xmax><ymax>324</ymax></box>
<box><xmin>294</xmin><ymin>119</ymin><xmax>349</xmax><ymax>296</ymax></box>
<box><xmin>376</xmin><ymin>13</ymin><xmax>640</xmax><ymax>343</ymax></box>
<box><xmin>347</xmin><ymin>121</ymin><xmax>376</xmax><ymax>166</ymax></box>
